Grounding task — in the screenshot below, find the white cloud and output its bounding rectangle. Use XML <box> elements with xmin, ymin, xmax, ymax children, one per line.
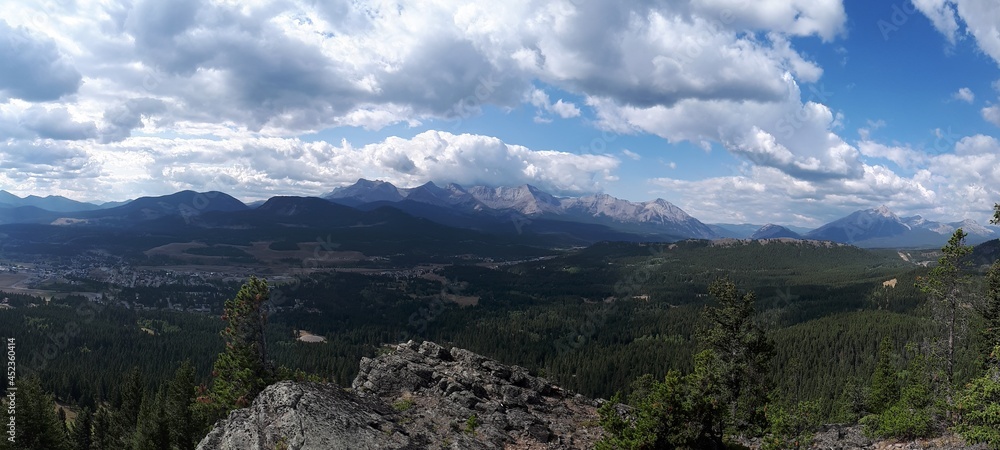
<box><xmin>953</xmin><ymin>87</ymin><xmax>975</xmax><ymax>103</ymax></box>
<box><xmin>649</xmin><ymin>162</ymin><xmax>937</xmax><ymax>225</ymax></box>
<box><xmin>914</xmin><ymin>0</ymin><xmax>1000</xmax><ymax>66</ymax></box>
<box><xmin>857</xmin><ymin>140</ymin><xmax>924</xmax><ymax>168</ymax></box>
<box><xmin>983</xmin><ymin>105</ymin><xmax>1000</xmax><ymax>127</ymax></box>
<box><xmin>858</xmin><ymin>119</ymin><xmax>886</xmax><ymax>140</ymax></box>
<box><xmin>647</xmin><ymin>132</ymin><xmax>1000</xmax><ymax>226</ymax></box>
<box><xmin>0</xmin><ymin>130</ymin><xmax>620</xmax><ymax>201</ymax></box>
<box><xmin>588</xmin><ymin>75</ymin><xmax>862</xmax><ymax>182</ymax></box>
<box><xmin>0</xmin><ymin>0</ymin><xmax>847</xmax><ymax>140</ymax></box>
<box><xmin>911</xmin><ymin>0</ymin><xmax>961</xmax><ymax>45</ymax></box>
<box><xmin>527</xmin><ymin>88</ymin><xmax>581</xmax><ymax>122</ymax></box>
<box><xmin>621</xmin><ymin>149</ymin><xmax>641</xmax><ymax>160</ymax></box>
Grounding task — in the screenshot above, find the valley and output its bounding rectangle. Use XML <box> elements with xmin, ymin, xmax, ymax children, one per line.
<box><xmin>0</xmin><ymin>187</ymin><xmax>998</xmax><ymax>449</ymax></box>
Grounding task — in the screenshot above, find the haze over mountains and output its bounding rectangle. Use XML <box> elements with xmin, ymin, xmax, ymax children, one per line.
<box><xmin>1</xmin><ymin>181</ymin><xmax>997</xmax><ymax>248</ymax></box>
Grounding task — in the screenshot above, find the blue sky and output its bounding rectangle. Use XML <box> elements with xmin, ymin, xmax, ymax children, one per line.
<box><xmin>1</xmin><ymin>0</ymin><xmax>999</xmax><ymax>226</ymax></box>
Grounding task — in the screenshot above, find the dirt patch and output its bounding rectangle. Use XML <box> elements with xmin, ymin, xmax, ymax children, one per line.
<box><xmin>441</xmin><ymin>293</ymin><xmax>479</xmax><ymax>306</ymax></box>
<box><xmin>297</xmin><ymin>330</ymin><xmax>327</xmax><ymax>343</ymax></box>
<box><xmin>243</xmin><ymin>241</ymin><xmax>366</xmax><ymax>265</ymax></box>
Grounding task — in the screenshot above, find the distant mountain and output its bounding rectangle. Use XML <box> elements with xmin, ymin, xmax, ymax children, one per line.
<box><xmin>559</xmin><ymin>194</ymin><xmax>716</xmax><ymax>238</ymax></box>
<box><xmin>0</xmin><ymin>205</ymin><xmax>58</xmax><ymax>225</ymax></box>
<box><xmin>325</xmin><ymin>179</ymin><xmax>406</xmax><ymax>205</ymax></box>
<box><xmin>61</xmin><ymin>191</ymin><xmax>249</xmax><ymax>226</ymax></box>
<box><xmin>804</xmin><ymin>206</ymin><xmax>995</xmax><ymax>248</ymax></box>
<box><xmin>971</xmin><ymin>239</ymin><xmax>1000</xmax><ymax>267</ymax></box>
<box><xmin>0</xmin><ymin>191</ymin><xmax>20</xmax><ymax>206</ymax></box>
<box><xmin>0</xmin><ymin>190</ymin><xmax>102</xmax><ymax>212</ymax></box>
<box><xmin>466</xmin><ymin>184</ymin><xmax>563</xmax><ymax>215</ymax></box>
<box><xmin>325</xmin><ymin>179</ymin><xmax>717</xmax><ymax>239</ymax></box>
<box><xmin>903</xmin><ymin>215</ymin><xmax>996</xmax><ymax>241</ymax></box>
<box><xmin>805</xmin><ymin>206</ymin><xmax>911</xmax><ymax>244</ymax></box>
<box><xmin>751</xmin><ymin>224</ymin><xmax>801</xmax><ymax>240</ymax></box>
<box><xmin>709</xmin><ymin>223</ymin><xmax>760</xmax><ymax>238</ymax></box>
<box><xmin>97</xmin><ymin>199</ymin><xmax>132</xmax><ymax>208</ymax></box>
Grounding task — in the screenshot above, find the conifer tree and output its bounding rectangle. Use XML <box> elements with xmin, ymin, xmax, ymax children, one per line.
<box><xmin>115</xmin><ymin>367</ymin><xmax>144</xmax><ymax>442</ymax></box>
<box><xmin>166</xmin><ymin>361</ymin><xmax>198</xmax><ymax>450</ymax></box>
<box><xmin>90</xmin><ymin>406</ymin><xmax>113</xmax><ymax>450</ymax></box>
<box><xmin>131</xmin><ymin>388</ymin><xmax>169</xmax><ymax>450</ymax></box>
<box><xmin>867</xmin><ymin>337</ymin><xmax>899</xmax><ymax>414</ymax></box>
<box><xmin>71</xmin><ymin>407</ymin><xmax>93</xmax><ymax>450</ymax></box>
<box><xmin>698</xmin><ymin>278</ymin><xmax>775</xmax><ymax>437</ymax></box>
<box><xmin>916</xmin><ymin>229</ymin><xmax>972</xmax><ymax>409</ymax></box>
<box><xmin>12</xmin><ymin>376</ymin><xmax>70</xmax><ymax>450</ymax></box>
<box><xmin>984</xmin><ymin>205</ymin><xmax>1000</xmax><ymax>354</ymax></box>
<box><xmin>206</xmin><ymin>277</ymin><xmax>275</xmax><ymax>419</ymax></box>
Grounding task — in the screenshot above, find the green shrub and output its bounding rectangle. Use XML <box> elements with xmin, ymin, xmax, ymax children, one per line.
<box><xmin>955</xmin><ymin>348</ymin><xmax>1000</xmax><ymax>449</ymax></box>
<box><xmin>761</xmin><ymin>400</ymin><xmax>821</xmax><ymax>450</ymax></box>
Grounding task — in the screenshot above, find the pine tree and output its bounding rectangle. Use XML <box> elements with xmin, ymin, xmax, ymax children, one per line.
<box><xmin>12</xmin><ymin>376</ymin><xmax>70</xmax><ymax>450</ymax></box>
<box><xmin>916</xmin><ymin>229</ymin><xmax>972</xmax><ymax>410</ymax></box>
<box><xmin>114</xmin><ymin>367</ymin><xmax>144</xmax><ymax>444</ymax></box>
<box><xmin>698</xmin><ymin>278</ymin><xmax>775</xmax><ymax>437</ymax></box>
<box><xmin>984</xmin><ymin>258</ymin><xmax>1000</xmax><ymax>357</ymax></box>
<box><xmin>166</xmin><ymin>361</ymin><xmax>199</xmax><ymax>450</ymax></box>
<box><xmin>71</xmin><ymin>407</ymin><xmax>93</xmax><ymax>450</ymax></box>
<box><xmin>956</xmin><ymin>346</ymin><xmax>1000</xmax><ymax>449</ymax></box>
<box><xmin>131</xmin><ymin>388</ymin><xmax>169</xmax><ymax>450</ymax></box>
<box><xmin>91</xmin><ymin>406</ymin><xmax>114</xmax><ymax>450</ymax></box>
<box><xmin>867</xmin><ymin>337</ymin><xmax>899</xmax><ymax>414</ymax></box>
<box><xmin>206</xmin><ymin>277</ymin><xmax>275</xmax><ymax>419</ymax></box>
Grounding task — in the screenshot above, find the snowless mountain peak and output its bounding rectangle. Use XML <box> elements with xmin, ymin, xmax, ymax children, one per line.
<box><xmin>323</xmin><ymin>179</ymin><xmax>719</xmax><ymax>239</ymax></box>
<box><xmin>874</xmin><ymin>205</ymin><xmax>895</xmax><ymax>218</ymax></box>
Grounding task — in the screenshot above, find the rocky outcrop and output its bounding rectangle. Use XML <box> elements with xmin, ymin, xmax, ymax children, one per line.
<box><xmin>196</xmin><ymin>341</ymin><xmax>603</xmax><ymax>450</ymax></box>
<box><xmin>195</xmin><ymin>381</ymin><xmax>419</xmax><ymax>450</ymax></box>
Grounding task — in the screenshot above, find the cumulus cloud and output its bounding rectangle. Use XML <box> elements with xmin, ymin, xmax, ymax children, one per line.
<box><xmin>953</xmin><ymin>87</ymin><xmax>975</xmax><ymax>103</ymax></box>
<box><xmin>528</xmin><ymin>89</ymin><xmax>581</xmax><ymax>122</ymax></box>
<box><xmin>0</xmin><ymin>140</ymin><xmax>98</xmax><ymax>181</ymax></box>
<box><xmin>649</xmin><ymin>132</ymin><xmax>1000</xmax><ymax>225</ymax></box>
<box><xmin>982</xmin><ymin>105</ymin><xmax>1000</xmax><ymax>127</ymax></box>
<box><xmin>589</xmin><ymin>75</ymin><xmax>862</xmax><ymax>182</ymax></box>
<box><xmin>650</xmin><ymin>163</ymin><xmax>937</xmax><ymax>225</ymax></box>
<box><xmin>100</xmin><ymin>98</ymin><xmax>168</xmax><ymax>143</ymax></box>
<box><xmin>1</xmin><ymin>0</ymin><xmax>846</xmax><ymax>137</ymax></box>
<box><xmin>914</xmin><ymin>0</ymin><xmax>1000</xmax><ymax>66</ymax></box>
<box><xmin>0</xmin><ymin>20</ymin><xmax>82</xmax><ymax>101</ymax></box>
<box><xmin>20</xmin><ymin>106</ymin><xmax>98</xmax><ymax>140</ymax></box>
<box><xmin>1</xmin><ymin>131</ymin><xmax>619</xmax><ymax>201</ymax></box>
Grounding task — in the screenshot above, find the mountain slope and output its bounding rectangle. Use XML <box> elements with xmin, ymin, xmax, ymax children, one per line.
<box><xmin>751</xmin><ymin>224</ymin><xmax>801</xmax><ymax>239</ymax></box>
<box><xmin>0</xmin><ymin>190</ymin><xmax>102</xmax><ymax>212</ymax></box>
<box><xmin>325</xmin><ymin>179</ymin><xmax>716</xmax><ymax>240</ymax></box>
<box><xmin>805</xmin><ymin>206</ymin><xmax>911</xmax><ymax>244</ymax></box>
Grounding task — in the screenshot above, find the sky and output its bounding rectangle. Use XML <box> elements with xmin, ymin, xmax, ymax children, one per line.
<box><xmin>1</xmin><ymin>0</ymin><xmax>1000</xmax><ymax>227</ymax></box>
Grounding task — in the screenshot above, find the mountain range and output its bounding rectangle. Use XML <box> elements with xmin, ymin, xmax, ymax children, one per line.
<box><xmin>0</xmin><ymin>181</ymin><xmax>997</xmax><ymax>249</ymax></box>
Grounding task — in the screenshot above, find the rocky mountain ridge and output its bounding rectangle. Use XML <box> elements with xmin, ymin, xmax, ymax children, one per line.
<box><xmin>196</xmin><ymin>341</ymin><xmax>604</xmax><ymax>450</ymax></box>
<box><xmin>326</xmin><ymin>179</ymin><xmax>718</xmax><ymax>239</ymax></box>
